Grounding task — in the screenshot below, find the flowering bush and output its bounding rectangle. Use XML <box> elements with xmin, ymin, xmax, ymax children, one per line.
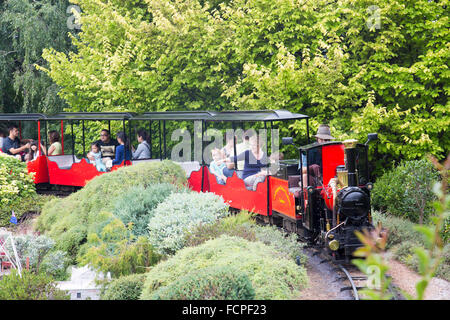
<box><xmin>147</xmin><ymin>192</ymin><xmax>229</xmax><ymax>255</ymax></box>
<box><xmin>0</xmin><ymin>153</ymin><xmax>36</xmax><ymax>225</ymax></box>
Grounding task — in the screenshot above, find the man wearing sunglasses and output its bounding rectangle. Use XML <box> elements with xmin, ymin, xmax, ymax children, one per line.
<box><xmin>89</xmin><ymin>129</ymin><xmax>119</xmax><ymax>163</ymax></box>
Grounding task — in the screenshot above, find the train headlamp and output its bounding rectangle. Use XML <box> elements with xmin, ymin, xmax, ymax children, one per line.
<box><xmin>329</xmin><ymin>240</ymin><xmax>340</xmax><ymax>251</ymax></box>
<box><xmin>366</xmin><ymin>182</ymin><xmax>374</xmax><ymax>191</ymax></box>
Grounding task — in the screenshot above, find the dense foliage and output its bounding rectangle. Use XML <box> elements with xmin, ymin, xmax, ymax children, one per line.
<box><xmin>37</xmin><ymin>0</ymin><xmax>449</xmax><ymax>175</ymax></box>
<box><xmin>151</xmin><ymin>266</ymin><xmax>255</xmax><ymax>300</ymax></box>
<box><xmin>79</xmin><ymin>215</ymin><xmax>162</xmax><ymax>277</ymax></box>
<box><xmin>35</xmin><ymin>160</ymin><xmax>187</xmax><ymax>264</ymax></box>
<box><xmin>0</xmin><ymin>153</ymin><xmax>36</xmax><ymax>226</ymax></box>
<box><xmin>372</xmin><ymin>159</ymin><xmax>440</xmax><ymax>224</ymax></box>
<box><xmin>0</xmin><ymin>0</ymin><xmax>73</xmax><ymax>114</ymax></box>
<box><xmin>101</xmin><ymin>273</ymin><xmax>147</xmax><ymax>300</ymax></box>
<box><xmin>372</xmin><ymin>211</ymin><xmax>449</xmax><ymax>281</ymax></box>
<box><xmin>148</xmin><ymin>191</ymin><xmax>229</xmax><ymax>255</ymax></box>
<box><xmin>113</xmin><ymin>183</ymin><xmax>181</xmax><ymax>238</ymax></box>
<box><xmin>140</xmin><ymin>235</ymin><xmax>308</xmax><ymax>300</ymax></box>
<box><xmin>3</xmin><ymin>234</ymin><xmax>68</xmax><ymax>279</ymax></box>
<box><xmin>185</xmin><ymin>211</ymin><xmax>307</xmax><ymax>263</ymax></box>
<box><xmin>0</xmin><ymin>269</ymin><xmax>69</xmax><ymax>300</ymax></box>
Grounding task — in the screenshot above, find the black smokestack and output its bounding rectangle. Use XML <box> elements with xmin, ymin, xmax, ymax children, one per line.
<box><xmin>343</xmin><ymin>140</ymin><xmax>358</xmax><ymax>187</ymax></box>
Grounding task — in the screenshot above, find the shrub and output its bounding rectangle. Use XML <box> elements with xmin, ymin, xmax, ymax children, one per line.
<box><xmin>101</xmin><ymin>273</ymin><xmax>147</xmax><ymax>300</ymax></box>
<box><xmin>78</xmin><ymin>214</ymin><xmax>162</xmax><ymax>277</ymax></box>
<box><xmin>184</xmin><ymin>211</ymin><xmax>257</xmax><ymax>247</ymax></box>
<box><xmin>0</xmin><ymin>269</ymin><xmax>69</xmax><ymax>300</ymax></box>
<box><xmin>371</xmin><ymin>211</ymin><xmax>425</xmax><ymax>249</ymax></box>
<box><xmin>372</xmin><ymin>159</ymin><xmax>439</xmax><ymax>224</ymax></box>
<box><xmin>151</xmin><ymin>266</ymin><xmax>255</xmax><ymax>300</ymax></box>
<box><xmin>372</xmin><ymin>211</ymin><xmax>450</xmax><ymax>281</ymax></box>
<box><xmin>0</xmin><ymin>153</ymin><xmax>36</xmax><ymax>226</ymax></box>
<box><xmin>148</xmin><ymin>192</ymin><xmax>229</xmax><ymax>255</ymax></box>
<box><xmin>3</xmin><ymin>234</ymin><xmax>54</xmax><ymax>273</ymax></box>
<box><xmin>185</xmin><ymin>211</ymin><xmax>307</xmax><ymax>264</ymax></box>
<box><xmin>254</xmin><ymin>225</ymin><xmax>306</xmax><ymax>263</ymax></box>
<box><xmin>40</xmin><ymin>250</ymin><xmax>71</xmax><ymax>281</ymax></box>
<box><xmin>113</xmin><ymin>183</ymin><xmax>181</xmax><ymax>237</ymax></box>
<box><xmin>35</xmin><ymin>160</ymin><xmax>187</xmax><ymax>262</ymax></box>
<box><xmin>140</xmin><ymin>235</ymin><xmax>308</xmax><ymax>300</ymax></box>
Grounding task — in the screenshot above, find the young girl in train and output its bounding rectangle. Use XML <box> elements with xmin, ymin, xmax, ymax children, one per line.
<box><xmin>88</xmin><ymin>142</ymin><xmax>107</xmax><ymax>172</ymax></box>
<box><xmin>210</xmin><ymin>148</ymin><xmax>227</xmax><ymax>185</ymax></box>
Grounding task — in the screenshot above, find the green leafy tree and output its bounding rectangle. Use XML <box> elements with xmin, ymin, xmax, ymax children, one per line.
<box><xmin>0</xmin><ymin>0</ymin><xmax>74</xmax><ymax>114</ymax></box>
<box><xmin>39</xmin><ymin>0</ymin><xmax>449</xmax><ymax>175</ymax></box>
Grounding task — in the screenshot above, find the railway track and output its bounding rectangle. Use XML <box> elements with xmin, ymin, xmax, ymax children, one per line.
<box><xmin>305</xmin><ymin>246</ymin><xmax>404</xmax><ymax>300</ymax></box>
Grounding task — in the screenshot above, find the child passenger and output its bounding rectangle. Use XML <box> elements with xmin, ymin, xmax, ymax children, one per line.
<box><xmin>25</xmin><ymin>141</ymin><xmax>44</xmax><ymax>162</ymax></box>
<box><xmin>210</xmin><ymin>148</ymin><xmax>227</xmax><ymax>185</ymax></box>
<box><xmin>88</xmin><ymin>142</ymin><xmax>107</xmax><ymax>172</ymax></box>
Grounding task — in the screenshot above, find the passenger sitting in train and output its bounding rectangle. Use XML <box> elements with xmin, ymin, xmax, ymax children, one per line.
<box><xmin>210</xmin><ymin>148</ymin><xmax>227</xmax><ymax>185</ymax></box>
<box><xmin>25</xmin><ymin>140</ymin><xmax>45</xmax><ymax>162</ymax></box>
<box><xmin>226</xmin><ymin>135</ymin><xmax>268</xmax><ymax>191</ymax></box>
<box><xmin>87</xmin><ymin>142</ymin><xmax>107</xmax><ymax>172</ymax></box>
<box><xmin>132</xmin><ymin>129</ymin><xmax>151</xmax><ymax>160</ymax></box>
<box><xmin>45</xmin><ymin>130</ymin><xmax>63</xmax><ymax>156</ymax></box>
<box><xmin>2</xmin><ymin>124</ymin><xmax>31</xmax><ymax>161</ymax></box>
<box><xmin>0</xmin><ymin>130</ymin><xmax>5</xmax><ymax>152</ymax></box>
<box><xmin>109</xmin><ymin>131</ymin><xmax>131</xmax><ymax>167</ymax></box>
<box><xmin>93</xmin><ymin>129</ymin><xmax>119</xmax><ymax>164</ymax></box>
<box><xmin>222</xmin><ymin>131</ymin><xmax>252</xmax><ymax>180</ymax></box>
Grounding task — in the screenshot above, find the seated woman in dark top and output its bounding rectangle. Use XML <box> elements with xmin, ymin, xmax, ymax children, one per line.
<box><xmin>111</xmin><ymin>131</ymin><xmax>132</xmax><ymax>166</ymax></box>
<box><xmin>226</xmin><ymin>135</ymin><xmax>268</xmax><ymax>191</ymax></box>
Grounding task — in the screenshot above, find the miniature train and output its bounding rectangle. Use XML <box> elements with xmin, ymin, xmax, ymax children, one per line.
<box><xmin>0</xmin><ymin>110</ymin><xmax>377</xmax><ymax>261</ymax></box>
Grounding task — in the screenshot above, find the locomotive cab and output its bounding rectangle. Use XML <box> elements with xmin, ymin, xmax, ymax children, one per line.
<box><xmin>281</xmin><ymin>134</ymin><xmax>377</xmax><ymax>261</ymax></box>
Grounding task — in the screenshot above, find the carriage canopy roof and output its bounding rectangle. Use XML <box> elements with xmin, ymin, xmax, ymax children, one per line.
<box><xmin>132</xmin><ymin>109</ymin><xmax>309</xmax><ymax>122</ymax></box>
<box><xmin>0</xmin><ymin>110</ymin><xmax>309</xmax><ymax>122</ymax></box>
<box><xmin>0</xmin><ymin>113</ymin><xmax>47</xmax><ymax>121</ymax></box>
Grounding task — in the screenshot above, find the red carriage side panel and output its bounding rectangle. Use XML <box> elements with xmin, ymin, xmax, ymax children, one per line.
<box><xmin>270</xmin><ymin>176</ymin><xmax>296</xmax><ymax>219</ymax></box>
<box><xmin>27</xmin><ymin>155</ymin><xmax>49</xmax><ymax>184</ymax></box>
<box><xmin>47</xmin><ymin>157</ymin><xmax>129</xmax><ymax>187</ymax></box>
<box><xmin>205</xmin><ymin>166</ymin><xmax>268</xmax><ymax>216</ymax></box>
<box><xmin>187</xmin><ymin>167</ymin><xmax>203</xmax><ymax>192</ymax></box>
<box><xmin>47</xmin><ymin>158</ymin><xmax>103</xmax><ymax>187</ymax></box>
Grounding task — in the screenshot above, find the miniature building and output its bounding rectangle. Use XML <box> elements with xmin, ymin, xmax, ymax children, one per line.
<box><xmin>56</xmin><ymin>265</ymin><xmax>111</xmax><ymax>300</ymax></box>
